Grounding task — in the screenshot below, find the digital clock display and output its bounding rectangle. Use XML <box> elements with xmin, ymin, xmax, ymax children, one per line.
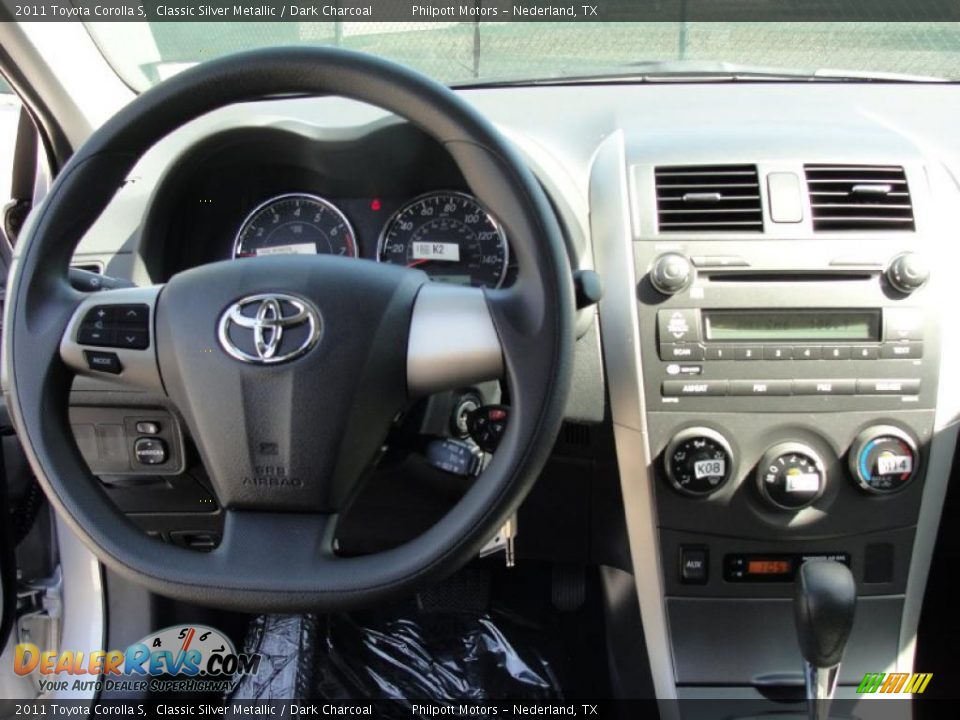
<box><xmin>747</xmin><ymin>559</ymin><xmax>793</xmax><ymax>575</ymax></box>
<box><xmin>704</xmin><ymin>309</ymin><xmax>880</xmax><ymax>341</ymax></box>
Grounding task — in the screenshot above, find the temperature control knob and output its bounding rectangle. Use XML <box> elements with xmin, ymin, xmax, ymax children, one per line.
<box><xmin>886</xmin><ymin>252</ymin><xmax>929</xmax><ymax>294</ymax></box>
<box><xmin>650</xmin><ymin>253</ymin><xmax>693</xmax><ymax>295</ymax></box>
<box><xmin>664</xmin><ymin>427</ymin><xmax>734</xmax><ymax>497</ymax></box>
<box><xmin>849</xmin><ymin>425</ymin><xmax>919</xmax><ymax>494</ymax></box>
<box><xmin>756</xmin><ymin>442</ymin><xmax>826</xmax><ymax>510</ymax></box>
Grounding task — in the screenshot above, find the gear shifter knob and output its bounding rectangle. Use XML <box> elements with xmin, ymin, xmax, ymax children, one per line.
<box><xmin>794</xmin><ymin>559</ymin><xmax>856</xmax><ymax>668</ymax></box>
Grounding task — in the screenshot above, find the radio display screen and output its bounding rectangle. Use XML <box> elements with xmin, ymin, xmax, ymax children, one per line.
<box><xmin>703</xmin><ymin>310</ymin><xmax>880</xmax><ymax>342</ymax></box>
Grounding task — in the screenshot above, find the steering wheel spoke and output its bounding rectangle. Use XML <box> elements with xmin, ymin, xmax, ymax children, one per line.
<box><xmin>216</xmin><ymin>509</ymin><xmax>339</xmax><ymax>568</ymax></box>
<box><xmin>407</xmin><ymin>283</ymin><xmax>504</xmax><ymax>396</ymax></box>
<box><xmin>58</xmin><ymin>285</ymin><xmax>165</xmax><ymax>393</ymax></box>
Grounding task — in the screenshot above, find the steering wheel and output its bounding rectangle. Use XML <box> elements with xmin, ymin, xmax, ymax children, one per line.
<box><xmin>3</xmin><ymin>48</ymin><xmax>574</xmax><ymax>611</ymax></box>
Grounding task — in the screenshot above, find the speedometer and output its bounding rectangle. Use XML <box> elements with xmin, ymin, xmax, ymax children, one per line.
<box><xmin>376</xmin><ymin>191</ymin><xmax>509</xmax><ymax>288</ymax></box>
<box><xmin>234</xmin><ymin>193</ymin><xmax>357</xmax><ymax>259</ymax></box>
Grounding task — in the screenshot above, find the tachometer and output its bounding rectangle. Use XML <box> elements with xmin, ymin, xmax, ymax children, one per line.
<box><xmin>234</xmin><ymin>193</ymin><xmax>357</xmax><ymax>259</ymax></box>
<box><xmin>377</xmin><ymin>191</ymin><xmax>509</xmax><ymax>288</ymax></box>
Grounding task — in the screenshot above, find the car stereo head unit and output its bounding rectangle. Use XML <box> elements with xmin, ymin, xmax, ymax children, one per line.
<box><xmin>651</xmin><ymin>303</ymin><xmax>932</xmax><ymax>409</ymax></box>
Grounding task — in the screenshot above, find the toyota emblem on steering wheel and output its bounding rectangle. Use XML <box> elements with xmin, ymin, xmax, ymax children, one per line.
<box><xmin>217</xmin><ymin>293</ymin><xmax>321</xmax><ymax>364</ymax></box>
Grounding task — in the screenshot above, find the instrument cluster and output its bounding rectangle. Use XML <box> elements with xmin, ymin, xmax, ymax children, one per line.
<box><xmin>232</xmin><ymin>190</ymin><xmax>510</xmax><ymax>289</ymax></box>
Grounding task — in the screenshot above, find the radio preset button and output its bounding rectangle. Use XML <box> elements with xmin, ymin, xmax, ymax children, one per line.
<box><xmin>851</xmin><ymin>346</ymin><xmax>880</xmax><ymax>360</ymax></box>
<box><xmin>660</xmin><ymin>343</ymin><xmax>705</xmax><ymax>361</ymax></box>
<box><xmin>880</xmin><ymin>342</ymin><xmax>923</xmax><ymax>359</ymax></box>
<box><xmin>793</xmin><ymin>345</ymin><xmax>822</xmax><ymax>360</ymax></box>
<box><xmin>704</xmin><ymin>346</ymin><xmax>734</xmax><ymax>361</ymax></box>
<box><xmin>730</xmin><ymin>380</ymin><xmax>791</xmax><ymax>396</ymax></box>
<box><xmin>793</xmin><ymin>379</ymin><xmax>856</xmax><ymax>396</ymax></box>
<box><xmin>662</xmin><ymin>380</ymin><xmax>728</xmax><ymax>397</ymax></box>
<box><xmin>856</xmin><ymin>379</ymin><xmax>921</xmax><ymax>395</ymax></box>
<box><xmin>658</xmin><ymin>309</ymin><xmax>700</xmax><ymax>343</ymax></box>
<box><xmin>823</xmin><ymin>345</ymin><xmax>851</xmax><ymax>360</ymax></box>
<box><xmin>734</xmin><ymin>346</ymin><xmax>763</xmax><ymax>361</ymax></box>
<box><xmin>763</xmin><ymin>345</ymin><xmax>793</xmax><ymax>361</ymax></box>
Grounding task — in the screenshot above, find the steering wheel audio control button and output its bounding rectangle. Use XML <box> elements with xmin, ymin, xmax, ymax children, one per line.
<box><xmin>849</xmin><ymin>425</ymin><xmax>919</xmax><ymax>494</ymax></box>
<box><xmin>664</xmin><ymin>427</ymin><xmax>734</xmax><ymax>496</ymax></box>
<box><xmin>77</xmin><ymin>303</ymin><xmax>150</xmax><ymax>349</ymax></box>
<box><xmin>756</xmin><ymin>442</ymin><xmax>826</xmax><ymax>510</ymax></box>
<box><xmin>84</xmin><ymin>350</ymin><xmax>122</xmax><ymax>374</ymax></box>
<box><xmin>134</xmin><ymin>437</ymin><xmax>168</xmax><ymax>466</ymax></box>
<box><xmin>116</xmin><ymin>329</ymin><xmax>149</xmax><ymax>350</ymax></box>
<box><xmin>84</xmin><ymin>306</ymin><xmax>116</xmax><ymax>324</ymax></box>
<box><xmin>78</xmin><ymin>326</ymin><xmax>115</xmax><ymax>347</ymax></box>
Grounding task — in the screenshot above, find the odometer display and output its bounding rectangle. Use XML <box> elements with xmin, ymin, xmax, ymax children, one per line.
<box><xmin>377</xmin><ymin>191</ymin><xmax>509</xmax><ymax>288</ymax></box>
<box><xmin>234</xmin><ymin>194</ymin><xmax>357</xmax><ymax>259</ymax></box>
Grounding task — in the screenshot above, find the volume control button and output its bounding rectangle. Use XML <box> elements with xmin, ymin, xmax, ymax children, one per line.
<box><xmin>650</xmin><ymin>254</ymin><xmax>693</xmax><ymax>295</ymax></box>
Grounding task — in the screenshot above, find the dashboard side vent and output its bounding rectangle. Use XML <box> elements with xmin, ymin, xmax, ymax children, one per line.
<box><xmin>655</xmin><ymin>165</ymin><xmax>763</xmax><ymax>232</ymax></box>
<box><xmin>805</xmin><ymin>165</ymin><xmax>914</xmax><ymax>231</ymax></box>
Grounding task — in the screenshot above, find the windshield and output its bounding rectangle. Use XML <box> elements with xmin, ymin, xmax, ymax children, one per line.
<box><xmin>86</xmin><ymin>21</ymin><xmax>960</xmax><ymax>89</ymax></box>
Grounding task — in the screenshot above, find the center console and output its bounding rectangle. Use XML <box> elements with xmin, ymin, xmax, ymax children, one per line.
<box><xmin>593</xmin><ymin>132</ymin><xmax>957</xmax><ymax>700</ymax></box>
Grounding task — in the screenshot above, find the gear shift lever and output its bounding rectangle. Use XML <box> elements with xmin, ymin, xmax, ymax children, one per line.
<box><xmin>793</xmin><ymin>560</ymin><xmax>856</xmax><ymax>720</ymax></box>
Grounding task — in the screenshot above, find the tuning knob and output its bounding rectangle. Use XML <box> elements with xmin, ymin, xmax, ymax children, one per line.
<box><xmin>650</xmin><ymin>253</ymin><xmax>693</xmax><ymax>295</ymax></box>
<box><xmin>886</xmin><ymin>252</ymin><xmax>929</xmax><ymax>294</ymax></box>
<box><xmin>849</xmin><ymin>425</ymin><xmax>919</xmax><ymax>494</ymax></box>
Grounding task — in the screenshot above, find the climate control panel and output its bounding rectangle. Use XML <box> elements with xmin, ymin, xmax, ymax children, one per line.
<box><xmin>661</xmin><ymin>423</ymin><xmax>920</xmax><ymax>507</ymax></box>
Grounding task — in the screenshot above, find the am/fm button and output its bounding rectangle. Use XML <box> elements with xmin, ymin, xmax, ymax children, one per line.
<box><xmin>662</xmin><ymin>380</ymin><xmax>728</xmax><ymax>396</ymax></box>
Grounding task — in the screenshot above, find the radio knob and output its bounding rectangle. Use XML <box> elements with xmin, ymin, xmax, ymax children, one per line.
<box><xmin>664</xmin><ymin>427</ymin><xmax>734</xmax><ymax>497</ymax></box>
<box><xmin>886</xmin><ymin>252</ymin><xmax>929</xmax><ymax>294</ymax></box>
<box><xmin>849</xmin><ymin>425</ymin><xmax>919</xmax><ymax>494</ymax></box>
<box><xmin>650</xmin><ymin>253</ymin><xmax>693</xmax><ymax>295</ymax></box>
<box><xmin>756</xmin><ymin>442</ymin><xmax>826</xmax><ymax>510</ymax></box>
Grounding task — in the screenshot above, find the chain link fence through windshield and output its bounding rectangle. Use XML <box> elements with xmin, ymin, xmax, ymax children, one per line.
<box><xmin>93</xmin><ymin>22</ymin><xmax>960</xmax><ymax>87</ymax></box>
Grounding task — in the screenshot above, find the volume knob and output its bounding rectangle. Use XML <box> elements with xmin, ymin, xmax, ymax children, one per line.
<box><xmin>650</xmin><ymin>253</ymin><xmax>693</xmax><ymax>295</ymax></box>
<box><xmin>886</xmin><ymin>252</ymin><xmax>929</xmax><ymax>294</ymax></box>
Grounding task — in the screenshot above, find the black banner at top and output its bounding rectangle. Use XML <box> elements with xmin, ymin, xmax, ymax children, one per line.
<box><xmin>2</xmin><ymin>0</ymin><xmax>960</xmax><ymax>22</ymax></box>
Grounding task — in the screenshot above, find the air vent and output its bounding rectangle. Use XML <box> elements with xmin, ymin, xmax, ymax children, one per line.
<box><xmin>655</xmin><ymin>165</ymin><xmax>763</xmax><ymax>232</ymax></box>
<box><xmin>805</xmin><ymin>165</ymin><xmax>914</xmax><ymax>231</ymax></box>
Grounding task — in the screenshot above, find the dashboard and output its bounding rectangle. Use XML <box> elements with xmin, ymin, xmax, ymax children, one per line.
<box><xmin>65</xmin><ymin>82</ymin><xmax>960</xmax><ymax>704</ymax></box>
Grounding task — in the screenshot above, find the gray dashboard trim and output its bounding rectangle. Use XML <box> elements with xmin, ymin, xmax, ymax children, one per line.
<box><xmin>898</xmin><ymin>160</ymin><xmax>960</xmax><ymax>673</ymax></box>
<box><xmin>592</xmin><ymin>131</ymin><xmax>676</xmax><ymax>699</ymax></box>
